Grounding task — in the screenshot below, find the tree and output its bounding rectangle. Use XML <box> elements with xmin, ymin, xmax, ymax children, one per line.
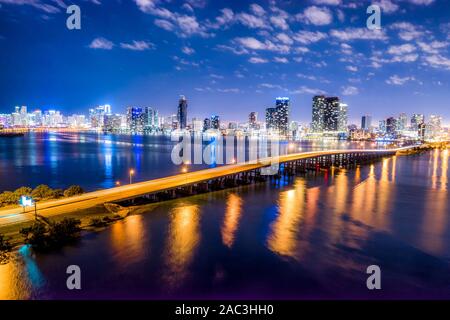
<box><xmin>0</xmin><ymin>191</ymin><xmax>18</xmax><ymax>207</ymax></box>
<box><xmin>64</xmin><ymin>185</ymin><xmax>84</xmax><ymax>198</ymax></box>
<box><xmin>14</xmin><ymin>187</ymin><xmax>32</xmax><ymax>198</ymax></box>
<box><xmin>32</xmin><ymin>184</ymin><xmax>54</xmax><ymax>200</ymax></box>
<box><xmin>20</xmin><ymin>222</ymin><xmax>49</xmax><ymax>249</ymax></box>
<box><xmin>52</xmin><ymin>189</ymin><xmax>64</xmax><ymax>199</ymax></box>
<box><xmin>0</xmin><ymin>234</ymin><xmax>12</xmax><ymax>251</ymax></box>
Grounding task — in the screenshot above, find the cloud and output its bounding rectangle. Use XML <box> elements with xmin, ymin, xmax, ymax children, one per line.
<box><xmin>120</xmin><ymin>40</ymin><xmax>154</xmax><ymax>51</ymax></box>
<box><xmin>250</xmin><ymin>3</ymin><xmax>266</xmax><ymax>16</ymax></box>
<box><xmin>181</xmin><ymin>46</ymin><xmax>195</xmax><ymax>55</ymax></box>
<box><xmin>249</xmin><ymin>57</ymin><xmax>268</xmax><ymax>64</ymax></box>
<box><xmin>210</xmin><ymin>73</ymin><xmax>224</xmax><ymax>79</ymax></box>
<box><xmin>390</xmin><ymin>22</ymin><xmax>425</xmax><ymax>41</ymax></box>
<box><xmin>0</xmin><ymin>0</ymin><xmax>61</xmax><ymax>13</ymax></box>
<box><xmin>330</xmin><ymin>28</ymin><xmax>387</xmax><ymax>41</ymax></box>
<box><xmin>297</xmin><ymin>6</ymin><xmax>332</xmax><ymax>26</ymax></box>
<box><xmin>208</xmin><ymin>8</ymin><xmax>234</xmax><ymax>29</ymax></box>
<box><xmin>274</xmin><ymin>57</ymin><xmax>289</xmax><ymax>63</ymax></box>
<box><xmin>217</xmin><ymin>88</ymin><xmax>240</xmax><ymax>93</ymax></box>
<box><xmin>311</xmin><ymin>0</ymin><xmax>341</xmax><ymax>5</ymax></box>
<box><xmin>89</xmin><ymin>37</ymin><xmax>114</xmax><ymax>50</ymax></box>
<box><xmin>424</xmin><ymin>54</ymin><xmax>450</xmax><ymax>70</ymax></box>
<box><xmin>236</xmin><ymin>12</ymin><xmax>269</xmax><ymax>29</ymax></box>
<box><xmin>387</xmin><ymin>44</ymin><xmax>416</xmax><ymax>55</ymax></box>
<box><xmin>342</xmin><ymin>86</ymin><xmax>359</xmax><ymax>95</ymax></box>
<box><xmin>154</xmin><ymin>19</ymin><xmax>175</xmax><ymax>31</ymax></box>
<box><xmin>290</xmin><ymin>86</ymin><xmax>326</xmax><ymax>95</ymax></box>
<box><xmin>293</xmin><ymin>30</ymin><xmax>327</xmax><ymax>44</ymax></box>
<box><xmin>135</xmin><ymin>1</ymin><xmax>212</xmax><ymax>38</ymax></box>
<box><xmin>405</xmin><ymin>0</ymin><xmax>434</xmax><ymax>5</ymax></box>
<box><xmin>270</xmin><ymin>15</ymin><xmax>289</xmax><ymax>30</ymax></box>
<box><xmin>260</xmin><ymin>83</ymin><xmax>284</xmax><ymax>89</ymax></box>
<box><xmin>386</xmin><ymin>75</ymin><xmax>416</xmax><ymax>85</ymax></box>
<box><xmin>234</xmin><ymin>37</ymin><xmax>290</xmax><ymax>53</ymax></box>
<box><xmin>417</xmin><ymin>41</ymin><xmax>449</xmax><ymax>54</ymax></box>
<box><xmin>276</xmin><ymin>33</ymin><xmax>293</xmax><ymax>45</ymax></box>
<box><xmin>372</xmin><ymin>0</ymin><xmax>399</xmax><ymax>14</ymax></box>
<box><xmin>346</xmin><ymin>65</ymin><xmax>358</xmax><ymax>72</ymax></box>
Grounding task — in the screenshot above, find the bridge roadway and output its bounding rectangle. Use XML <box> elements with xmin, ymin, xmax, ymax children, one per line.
<box><xmin>0</xmin><ymin>146</ymin><xmax>417</xmax><ymax>227</ymax></box>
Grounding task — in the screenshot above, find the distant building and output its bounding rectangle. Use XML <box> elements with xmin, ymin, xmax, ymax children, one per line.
<box><xmin>379</xmin><ymin>120</ymin><xmax>386</xmax><ymax>133</ymax></box>
<box><xmin>312</xmin><ymin>96</ymin><xmax>346</xmax><ymax>133</ymax></box>
<box><xmin>249</xmin><ymin>112</ymin><xmax>258</xmax><ymax>129</ymax></box>
<box><xmin>265</xmin><ymin>107</ymin><xmax>277</xmax><ymax>130</ymax></box>
<box><xmin>203</xmin><ymin>118</ymin><xmax>211</xmax><ymax>131</ymax></box>
<box><xmin>191</xmin><ymin>118</ymin><xmax>203</xmax><ymax>132</ymax></box>
<box><xmin>143</xmin><ymin>107</ymin><xmax>159</xmax><ymax>131</ymax></box>
<box><xmin>126</xmin><ymin>106</ymin><xmax>144</xmax><ymax>132</ymax></box>
<box><xmin>275</xmin><ymin>97</ymin><xmax>290</xmax><ymax>136</ymax></box>
<box><xmin>361</xmin><ymin>115</ymin><xmax>372</xmax><ymax>131</ymax></box>
<box><xmin>397</xmin><ymin>113</ymin><xmax>408</xmax><ymax>131</ymax></box>
<box><xmin>177</xmin><ymin>95</ymin><xmax>188</xmax><ymax>129</ymax></box>
<box><xmin>89</xmin><ymin>104</ymin><xmax>111</xmax><ymax>129</ymax></box>
<box><xmin>386</xmin><ymin>117</ymin><xmax>397</xmax><ymax>135</ymax></box>
<box><xmin>210</xmin><ymin>115</ymin><xmax>220</xmax><ymax>130</ymax></box>
<box><xmin>411</xmin><ymin>114</ymin><xmax>425</xmax><ymax>131</ymax></box>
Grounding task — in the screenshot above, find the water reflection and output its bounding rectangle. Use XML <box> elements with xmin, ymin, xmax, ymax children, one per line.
<box><xmin>267</xmin><ymin>180</ymin><xmax>306</xmax><ymax>259</ymax></box>
<box><xmin>163</xmin><ymin>204</ymin><xmax>201</xmax><ymax>289</ymax></box>
<box><xmin>421</xmin><ymin>149</ymin><xmax>449</xmax><ymax>255</ymax></box>
<box><xmin>221</xmin><ymin>193</ymin><xmax>243</xmax><ymax>248</ymax></box>
<box><xmin>110</xmin><ymin>215</ymin><xmax>146</xmax><ymax>268</ymax></box>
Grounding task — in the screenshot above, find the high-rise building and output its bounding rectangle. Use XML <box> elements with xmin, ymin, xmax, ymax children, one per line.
<box><xmin>426</xmin><ymin>115</ymin><xmax>442</xmax><ymax>139</ymax></box>
<box><xmin>191</xmin><ymin>118</ymin><xmax>203</xmax><ymax>132</ymax></box>
<box><xmin>265</xmin><ymin>107</ymin><xmax>277</xmax><ymax>130</ymax></box>
<box><xmin>249</xmin><ymin>112</ymin><xmax>258</xmax><ymax>129</ymax></box>
<box><xmin>211</xmin><ymin>115</ymin><xmax>220</xmax><ymax>130</ymax></box>
<box><xmin>103</xmin><ymin>114</ymin><xmax>123</xmax><ymax>132</ymax></box>
<box><xmin>411</xmin><ymin>114</ymin><xmax>425</xmax><ymax>131</ymax></box>
<box><xmin>386</xmin><ymin>117</ymin><xmax>397</xmax><ymax>135</ymax></box>
<box><xmin>361</xmin><ymin>115</ymin><xmax>372</xmax><ymax>131</ymax></box>
<box><xmin>379</xmin><ymin>120</ymin><xmax>386</xmax><ymax>133</ymax></box>
<box><xmin>143</xmin><ymin>107</ymin><xmax>159</xmax><ymax>131</ymax></box>
<box><xmin>275</xmin><ymin>97</ymin><xmax>290</xmax><ymax>135</ymax></box>
<box><xmin>89</xmin><ymin>104</ymin><xmax>111</xmax><ymax>129</ymax></box>
<box><xmin>397</xmin><ymin>113</ymin><xmax>408</xmax><ymax>131</ymax></box>
<box><xmin>337</xmin><ymin>103</ymin><xmax>348</xmax><ymax>132</ymax></box>
<box><xmin>312</xmin><ymin>96</ymin><xmax>345</xmax><ymax>132</ymax></box>
<box><xmin>126</xmin><ymin>106</ymin><xmax>144</xmax><ymax>132</ymax></box>
<box><xmin>177</xmin><ymin>95</ymin><xmax>188</xmax><ymax>129</ymax></box>
<box><xmin>203</xmin><ymin>118</ymin><xmax>211</xmax><ymax>131</ymax></box>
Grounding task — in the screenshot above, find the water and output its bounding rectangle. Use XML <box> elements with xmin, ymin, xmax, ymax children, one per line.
<box><xmin>0</xmin><ymin>133</ymin><xmax>449</xmax><ymax>299</ymax></box>
<box><xmin>0</xmin><ymin>132</ymin><xmax>379</xmax><ymax>192</ymax></box>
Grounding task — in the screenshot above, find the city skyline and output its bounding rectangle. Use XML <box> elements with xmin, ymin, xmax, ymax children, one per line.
<box><xmin>1</xmin><ymin>0</ymin><xmax>450</xmax><ymax>123</ymax></box>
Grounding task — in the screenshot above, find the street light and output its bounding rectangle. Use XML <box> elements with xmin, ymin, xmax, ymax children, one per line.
<box><xmin>129</xmin><ymin>169</ymin><xmax>135</xmax><ymax>184</ymax></box>
<box><xmin>116</xmin><ymin>181</ymin><xmax>121</xmax><ymax>186</ymax></box>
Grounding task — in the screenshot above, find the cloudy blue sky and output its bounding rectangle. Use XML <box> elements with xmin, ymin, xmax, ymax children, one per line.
<box><xmin>0</xmin><ymin>0</ymin><xmax>449</xmax><ymax>124</ymax></box>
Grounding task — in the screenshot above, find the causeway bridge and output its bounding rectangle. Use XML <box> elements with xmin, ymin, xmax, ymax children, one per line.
<box><xmin>0</xmin><ymin>144</ymin><xmax>430</xmax><ymax>226</ymax></box>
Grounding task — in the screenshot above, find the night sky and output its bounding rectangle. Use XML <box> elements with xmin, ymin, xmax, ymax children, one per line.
<box><xmin>0</xmin><ymin>0</ymin><xmax>449</xmax><ymax>124</ymax></box>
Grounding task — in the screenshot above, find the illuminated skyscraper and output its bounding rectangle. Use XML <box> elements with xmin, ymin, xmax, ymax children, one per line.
<box><xmin>386</xmin><ymin>117</ymin><xmax>397</xmax><ymax>135</ymax></box>
<box><xmin>143</xmin><ymin>107</ymin><xmax>159</xmax><ymax>131</ymax></box>
<box><xmin>397</xmin><ymin>113</ymin><xmax>408</xmax><ymax>131</ymax></box>
<box><xmin>265</xmin><ymin>107</ymin><xmax>277</xmax><ymax>130</ymax></box>
<box><xmin>411</xmin><ymin>114</ymin><xmax>425</xmax><ymax>131</ymax></box>
<box><xmin>177</xmin><ymin>95</ymin><xmax>188</xmax><ymax>129</ymax></box>
<box><xmin>275</xmin><ymin>97</ymin><xmax>290</xmax><ymax>136</ymax></box>
<box><xmin>126</xmin><ymin>106</ymin><xmax>144</xmax><ymax>133</ymax></box>
<box><xmin>249</xmin><ymin>112</ymin><xmax>258</xmax><ymax>129</ymax></box>
<box><xmin>312</xmin><ymin>96</ymin><xmax>345</xmax><ymax>132</ymax></box>
<box><xmin>203</xmin><ymin>118</ymin><xmax>211</xmax><ymax>131</ymax></box>
<box><xmin>210</xmin><ymin>115</ymin><xmax>220</xmax><ymax>130</ymax></box>
<box><xmin>361</xmin><ymin>115</ymin><xmax>372</xmax><ymax>131</ymax></box>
